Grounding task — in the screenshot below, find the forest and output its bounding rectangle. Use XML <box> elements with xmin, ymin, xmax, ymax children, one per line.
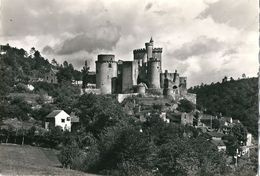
<box><xmin>189</xmin><ymin>78</ymin><xmax>258</xmax><ymax>137</ymax></box>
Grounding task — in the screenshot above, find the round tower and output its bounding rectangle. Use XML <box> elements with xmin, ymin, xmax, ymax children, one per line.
<box><xmin>145</xmin><ymin>37</ymin><xmax>153</xmax><ymax>61</ymax></box>
<box><xmin>136</xmin><ymin>82</ymin><xmax>146</xmax><ymax>95</ymax></box>
<box><xmin>147</xmin><ymin>58</ymin><xmax>161</xmax><ymax>88</ymax></box>
<box><xmin>152</xmin><ymin>48</ymin><xmax>162</xmax><ymax>71</ymax></box>
<box><xmin>96</xmin><ymin>54</ymin><xmax>117</xmax><ymax>94</ymax></box>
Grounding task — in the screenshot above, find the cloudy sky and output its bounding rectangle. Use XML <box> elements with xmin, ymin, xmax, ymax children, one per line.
<box><xmin>0</xmin><ymin>0</ymin><xmax>258</xmax><ymax>87</ymax></box>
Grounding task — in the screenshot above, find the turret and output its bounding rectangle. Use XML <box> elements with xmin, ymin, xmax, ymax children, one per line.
<box><xmin>96</xmin><ymin>54</ymin><xmax>118</xmax><ymax>94</ymax></box>
<box><xmin>147</xmin><ymin>58</ymin><xmax>161</xmax><ymax>88</ymax></box>
<box><xmin>145</xmin><ymin>37</ymin><xmax>154</xmax><ymax>61</ymax></box>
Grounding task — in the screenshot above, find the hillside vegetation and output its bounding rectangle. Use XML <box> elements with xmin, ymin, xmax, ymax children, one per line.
<box><xmin>189</xmin><ymin>78</ymin><xmax>258</xmax><ymax>136</ymax></box>
<box><xmin>0</xmin><ymin>144</ymin><xmax>97</xmax><ymax>175</ymax></box>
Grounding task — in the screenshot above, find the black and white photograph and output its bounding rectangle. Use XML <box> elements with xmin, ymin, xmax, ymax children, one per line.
<box><xmin>0</xmin><ymin>0</ymin><xmax>258</xmax><ymax>175</ymax></box>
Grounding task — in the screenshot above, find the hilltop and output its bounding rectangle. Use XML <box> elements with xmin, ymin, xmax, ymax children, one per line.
<box><xmin>189</xmin><ymin>77</ymin><xmax>258</xmax><ymax>136</ymax></box>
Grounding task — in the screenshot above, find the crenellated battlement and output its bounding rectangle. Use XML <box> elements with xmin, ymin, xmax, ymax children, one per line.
<box><xmin>153</xmin><ymin>48</ymin><xmax>162</xmax><ymax>53</ymax></box>
<box><xmin>148</xmin><ymin>57</ymin><xmax>161</xmax><ymax>62</ymax></box>
<box><xmin>133</xmin><ymin>48</ymin><xmax>146</xmax><ymax>53</ymax></box>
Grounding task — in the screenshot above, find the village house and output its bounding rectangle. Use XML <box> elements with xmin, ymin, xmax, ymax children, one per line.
<box><xmin>45</xmin><ymin>110</ymin><xmax>71</xmax><ymax>131</ymax></box>
<box><xmin>205</xmin><ymin>131</ymin><xmax>226</xmax><ymax>152</ymax></box>
<box><xmin>70</xmin><ymin>112</ymin><xmax>80</xmax><ymax>132</ymax></box>
<box><xmin>160</xmin><ymin>112</ymin><xmax>170</xmax><ymax>123</ymax></box>
<box><xmin>168</xmin><ymin>111</ymin><xmax>194</xmax><ymax>126</ymax></box>
<box><xmin>44</xmin><ymin>69</ymin><xmax>58</xmax><ymax>84</ymax></box>
<box><xmin>181</xmin><ymin>112</ymin><xmax>193</xmax><ymax>126</ymax></box>
<box><xmin>211</xmin><ymin>139</ymin><xmax>227</xmax><ymax>152</ymax></box>
<box><xmin>197</xmin><ymin>114</ymin><xmax>218</xmax><ymax>128</ymax></box>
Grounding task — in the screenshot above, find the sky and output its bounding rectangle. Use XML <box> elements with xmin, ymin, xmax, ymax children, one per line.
<box><xmin>0</xmin><ymin>0</ymin><xmax>258</xmax><ymax>87</ymax></box>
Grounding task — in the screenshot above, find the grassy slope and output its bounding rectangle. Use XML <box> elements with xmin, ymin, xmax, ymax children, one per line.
<box><xmin>0</xmin><ymin>144</ymin><xmax>98</xmax><ymax>175</ymax></box>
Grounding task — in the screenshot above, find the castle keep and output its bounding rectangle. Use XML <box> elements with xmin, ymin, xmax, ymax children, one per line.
<box><xmin>89</xmin><ymin>38</ymin><xmax>192</xmax><ymax>101</ymax></box>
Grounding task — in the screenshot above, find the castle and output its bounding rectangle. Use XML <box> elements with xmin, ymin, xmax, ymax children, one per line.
<box><xmin>85</xmin><ymin>38</ymin><xmax>194</xmax><ymax>102</ymax></box>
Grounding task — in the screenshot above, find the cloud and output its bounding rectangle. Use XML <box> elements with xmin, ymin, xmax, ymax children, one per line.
<box><xmin>221</xmin><ymin>48</ymin><xmax>237</xmax><ymax>57</ymax></box>
<box><xmin>56</xmin><ymin>22</ymin><xmax>121</xmax><ymax>55</ymax></box>
<box><xmin>153</xmin><ymin>10</ymin><xmax>168</xmax><ymax>16</ymax></box>
<box><xmin>171</xmin><ymin>36</ymin><xmax>224</xmax><ymax>60</ymax></box>
<box><xmin>42</xmin><ymin>45</ymin><xmax>55</xmax><ymax>54</ymax></box>
<box><xmin>0</xmin><ymin>0</ymin><xmax>257</xmax><ymax>86</ymax></box>
<box><xmin>145</xmin><ymin>3</ymin><xmax>153</xmax><ymax>11</ymax></box>
<box><xmin>198</xmin><ymin>0</ymin><xmax>257</xmax><ymax>31</ymax></box>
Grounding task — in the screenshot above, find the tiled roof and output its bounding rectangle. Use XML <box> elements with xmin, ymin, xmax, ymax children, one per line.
<box><xmin>46</xmin><ymin>110</ymin><xmax>63</xmax><ymax>118</ymax></box>
<box><xmin>211</xmin><ymin>139</ymin><xmax>226</xmax><ymax>146</ymax></box>
<box><xmin>206</xmin><ymin>131</ymin><xmax>224</xmax><ymax>138</ymax></box>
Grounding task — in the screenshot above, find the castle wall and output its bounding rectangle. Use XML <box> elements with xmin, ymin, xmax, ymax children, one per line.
<box><xmin>160</xmin><ymin>72</ymin><xmax>176</xmax><ymax>88</ymax></box>
<box><xmin>117</xmin><ymin>93</ymin><xmax>139</xmax><ymax>103</ymax></box>
<box><xmin>122</xmin><ymin>61</ymin><xmax>139</xmax><ymax>93</ymax></box>
<box><xmin>96</xmin><ymin>54</ymin><xmax>117</xmax><ymax>94</ymax></box>
<box><xmin>133</xmin><ymin>49</ymin><xmax>147</xmax><ymax>66</ymax></box>
<box><xmin>179</xmin><ymin>76</ymin><xmax>187</xmax><ymax>88</ymax></box>
<box><xmin>147</xmin><ymin>59</ymin><xmax>161</xmax><ymax>88</ymax></box>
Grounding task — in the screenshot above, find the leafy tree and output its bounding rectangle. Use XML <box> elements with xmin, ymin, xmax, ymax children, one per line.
<box><xmin>177</xmin><ymin>99</ymin><xmax>195</xmax><ymax>113</ymax></box>
<box><xmin>222</xmin><ymin>135</ymin><xmax>239</xmax><ymax>156</ymax></box>
<box><xmin>76</xmin><ymin>94</ymin><xmax>128</xmax><ymax>136</ymax></box>
<box><xmin>212</xmin><ymin>119</ymin><xmax>220</xmax><ymax>129</ymax></box>
<box><xmin>59</xmin><ymin>141</ymin><xmax>81</xmax><ymax>168</ymax></box>
<box><xmin>231</xmin><ymin>123</ymin><xmax>247</xmax><ymax>145</ymax></box>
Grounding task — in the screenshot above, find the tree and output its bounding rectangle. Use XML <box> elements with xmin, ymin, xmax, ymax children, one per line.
<box><xmin>59</xmin><ymin>141</ymin><xmax>81</xmax><ymax>168</ymax></box>
<box><xmin>212</xmin><ymin>119</ymin><xmax>220</xmax><ymax>129</ymax></box>
<box><xmin>222</xmin><ymin>135</ymin><xmax>239</xmax><ymax>156</ymax></box>
<box><xmin>77</xmin><ymin>94</ymin><xmax>128</xmax><ymax>136</ymax></box>
<box><xmin>81</xmin><ymin>63</ymin><xmax>90</xmax><ymax>89</ymax></box>
<box><xmin>97</xmin><ymin>126</ymin><xmax>152</xmax><ymax>174</ymax></box>
<box><xmin>231</xmin><ymin>123</ymin><xmax>248</xmax><ymax>145</ymax></box>
<box><xmin>177</xmin><ymin>99</ymin><xmax>195</xmax><ymax>113</ymax></box>
<box><xmin>51</xmin><ymin>58</ymin><xmax>59</xmax><ymax>67</ymax></box>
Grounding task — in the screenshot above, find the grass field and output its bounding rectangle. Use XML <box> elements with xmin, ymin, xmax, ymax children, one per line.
<box><xmin>0</xmin><ymin>144</ymin><xmax>98</xmax><ymax>175</ymax></box>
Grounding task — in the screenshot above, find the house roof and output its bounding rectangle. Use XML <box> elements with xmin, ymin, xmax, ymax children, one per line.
<box><xmin>206</xmin><ymin>131</ymin><xmax>224</xmax><ymax>138</ymax></box>
<box><xmin>71</xmin><ymin>116</ymin><xmax>79</xmax><ymax>123</ymax></box>
<box><xmin>200</xmin><ymin>114</ymin><xmax>217</xmax><ymax>120</ymax></box>
<box><xmin>221</xmin><ymin>117</ymin><xmax>232</xmax><ymax>122</ymax></box>
<box><xmin>211</xmin><ymin>139</ymin><xmax>226</xmax><ymax>147</ymax></box>
<box><xmin>233</xmin><ymin>119</ymin><xmax>240</xmax><ymax>124</ymax></box>
<box><xmin>46</xmin><ymin>110</ymin><xmax>64</xmax><ymax>118</ymax></box>
<box><xmin>50</xmin><ymin>69</ymin><xmax>59</xmax><ymax>74</ymax></box>
<box><xmin>70</xmin><ymin>112</ymin><xmax>80</xmax><ymax>123</ymax></box>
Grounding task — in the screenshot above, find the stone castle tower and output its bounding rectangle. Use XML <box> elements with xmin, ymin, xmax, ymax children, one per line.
<box><xmin>133</xmin><ymin>37</ymin><xmax>162</xmax><ymax>89</ymax></box>
<box><xmin>96</xmin><ymin>54</ymin><xmax>117</xmax><ymax>94</ymax></box>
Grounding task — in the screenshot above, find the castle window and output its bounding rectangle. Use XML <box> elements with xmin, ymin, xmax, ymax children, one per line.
<box><xmin>108</xmin><ymin>63</ymin><xmax>112</xmax><ymax>68</ymax></box>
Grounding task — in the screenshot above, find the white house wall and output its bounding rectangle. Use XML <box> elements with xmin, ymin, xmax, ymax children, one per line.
<box><xmin>54</xmin><ymin>111</ymin><xmax>71</xmax><ymax>131</ymax></box>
